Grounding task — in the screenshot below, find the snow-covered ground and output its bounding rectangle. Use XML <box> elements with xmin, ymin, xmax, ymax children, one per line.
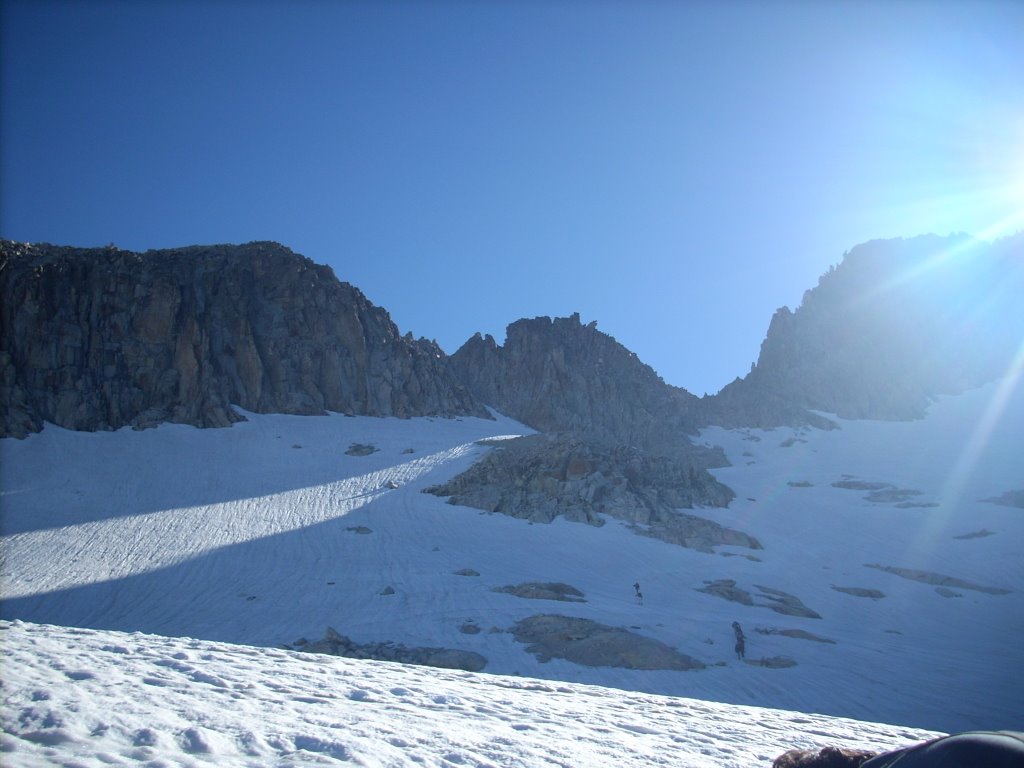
<box><xmin>2</xmin><ymin>375</ymin><xmax>1022</xmax><ymax>762</ymax></box>
<box><xmin>1</xmin><ymin>620</ymin><xmax>940</xmax><ymax>768</ymax></box>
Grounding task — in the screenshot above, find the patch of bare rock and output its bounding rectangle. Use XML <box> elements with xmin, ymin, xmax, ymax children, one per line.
<box><xmin>426</xmin><ymin>433</ymin><xmax>761</xmax><ymax>554</ymax></box>
<box><xmin>831</xmin><ymin>586</ymin><xmax>885</xmax><ymax>599</ymax></box>
<box><xmin>953</xmin><ymin>529</ymin><xmax>995</xmax><ymax>540</ymax></box>
<box><xmin>511</xmin><ymin>615</ymin><xmax>704</xmax><ymax>671</ymax></box>
<box><xmin>864</xmin><ymin>564</ymin><xmax>1011</xmax><ymax>595</ymax></box>
<box><xmin>831</xmin><ymin>478</ymin><xmax>936</xmax><ymax>507</ymax></box>
<box><xmin>744</xmin><ymin>656</ymin><xmax>798</xmax><ymax>668</ymax></box>
<box><xmin>982</xmin><ymin>489</ymin><xmax>1024</xmax><ymax>509</ymax></box>
<box><xmin>755</xmin><ymin>627</ymin><xmax>836</xmax><ymax>644</ymax></box>
<box><xmin>698</xmin><ymin>580</ymin><xmax>821</xmax><ymax>618</ymax></box>
<box><xmin>493</xmin><ymin>582</ymin><xmax>586</xmax><ymax>603</ymax></box>
<box><xmin>345</xmin><ymin>443</ymin><xmax>378</xmax><ymax>456</ymax></box>
<box><xmin>294</xmin><ymin>627</ymin><xmax>487</xmax><ymax>672</ymax></box>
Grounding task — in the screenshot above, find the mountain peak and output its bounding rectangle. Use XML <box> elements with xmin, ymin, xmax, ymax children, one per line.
<box><xmin>452</xmin><ymin>313</ymin><xmax>700</xmax><ymax>448</ymax></box>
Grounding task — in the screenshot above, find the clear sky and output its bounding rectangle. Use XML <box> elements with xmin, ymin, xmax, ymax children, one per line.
<box><xmin>2</xmin><ymin>1</ymin><xmax>1022</xmax><ymax>396</ymax></box>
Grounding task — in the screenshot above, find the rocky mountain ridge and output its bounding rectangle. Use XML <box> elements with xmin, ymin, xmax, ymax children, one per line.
<box><xmin>5</xmin><ymin>234</ymin><xmax>1019</xmax><ymax>551</ymax></box>
<box><xmin>5</xmin><ymin>234</ymin><xmax>1019</xmax><ymax>441</ymax></box>
<box><xmin>707</xmin><ymin>233</ymin><xmax>1024</xmax><ymax>423</ymax></box>
<box><xmin>450</xmin><ymin>314</ymin><xmax>705</xmax><ymax>450</ymax></box>
<box><xmin>0</xmin><ymin>240</ymin><xmax>487</xmax><ymax>438</ymax></box>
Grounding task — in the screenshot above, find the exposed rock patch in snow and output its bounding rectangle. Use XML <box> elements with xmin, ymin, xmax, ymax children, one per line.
<box><xmin>510</xmin><ymin>615</ymin><xmax>706</xmax><ymax>671</ymax></box>
<box><xmin>754</xmin><ymin>586</ymin><xmax>822</xmax><ymax>619</ymax></box>
<box><xmin>832</xmin><ymin>479</ymin><xmax>893</xmax><ymax>492</ymax></box>
<box><xmin>699</xmin><ymin>581</ymin><xmax>821</xmax><ymax>618</ymax></box>
<box><xmin>744</xmin><ymin>656</ymin><xmax>798</xmax><ymax>669</ymax></box>
<box><xmin>863</xmin><ymin>564</ymin><xmax>1012</xmax><ymax>595</ymax></box>
<box><xmin>699</xmin><ymin>579</ymin><xmax>755</xmax><ymax>605</ymax></box>
<box><xmin>832</xmin><ymin>586</ymin><xmax>886</xmax><ymax>599</ymax></box>
<box><xmin>982</xmin><ymin>489</ymin><xmax>1024</xmax><ymax>509</ymax></box>
<box><xmin>427</xmin><ymin>432</ymin><xmax>757</xmax><ymax>552</ymax></box>
<box><xmin>493</xmin><ymin>582</ymin><xmax>587</xmax><ymax>602</ymax></box>
<box><xmin>755</xmin><ymin>628</ymin><xmax>836</xmax><ymax>644</ymax></box>
<box><xmin>952</xmin><ymin>529</ymin><xmax>995</xmax><ymax>540</ymax></box>
<box><xmin>345</xmin><ymin>442</ymin><xmax>379</xmax><ymax>456</ymax></box>
<box><xmin>831</xmin><ymin>479</ymin><xmax>935</xmax><ymax>507</ymax></box>
<box><xmin>297</xmin><ymin>626</ymin><xmax>487</xmax><ymax>672</ymax></box>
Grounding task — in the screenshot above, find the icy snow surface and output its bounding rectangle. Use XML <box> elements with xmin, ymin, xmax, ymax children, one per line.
<box><xmin>1</xmin><ymin>376</ymin><xmax>1023</xmax><ymax>763</ymax></box>
<box><xmin>1</xmin><ymin>620</ymin><xmax>938</xmax><ymax>767</ymax></box>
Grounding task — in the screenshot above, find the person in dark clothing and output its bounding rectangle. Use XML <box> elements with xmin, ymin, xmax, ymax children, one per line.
<box><xmin>772</xmin><ymin>731</ymin><xmax>1024</xmax><ymax>768</ymax></box>
<box><xmin>861</xmin><ymin>731</ymin><xmax>1024</xmax><ymax>768</ymax></box>
<box><xmin>732</xmin><ymin>621</ymin><xmax>746</xmax><ymax>660</ymax></box>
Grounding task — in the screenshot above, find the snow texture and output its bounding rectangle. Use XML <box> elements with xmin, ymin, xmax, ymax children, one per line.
<box><xmin>1</xmin><ymin>620</ymin><xmax>938</xmax><ymax>767</ymax></box>
<box><xmin>2</xmin><ymin>374</ymin><xmax>1023</xmax><ymax>764</ymax></box>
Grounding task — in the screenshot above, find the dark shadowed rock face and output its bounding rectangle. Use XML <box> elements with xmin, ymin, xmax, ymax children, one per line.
<box><xmin>0</xmin><ymin>240</ymin><xmax>488</xmax><ymax>437</ymax></box>
<box><xmin>450</xmin><ymin>313</ymin><xmax>703</xmax><ymax>449</ymax></box>
<box><xmin>707</xmin><ymin>233</ymin><xmax>1024</xmax><ymax>423</ymax></box>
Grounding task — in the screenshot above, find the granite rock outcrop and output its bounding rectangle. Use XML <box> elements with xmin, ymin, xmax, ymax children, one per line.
<box><xmin>426</xmin><ymin>433</ymin><xmax>758</xmax><ymax>553</ymax></box>
<box><xmin>0</xmin><ymin>240</ymin><xmax>488</xmax><ymax>437</ymax></box>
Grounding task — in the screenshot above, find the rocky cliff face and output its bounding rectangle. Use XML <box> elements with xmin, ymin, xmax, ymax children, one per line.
<box><xmin>450</xmin><ymin>313</ymin><xmax>703</xmax><ymax>449</ymax></box>
<box><xmin>0</xmin><ymin>240</ymin><xmax>488</xmax><ymax>437</ymax></box>
<box><xmin>707</xmin><ymin>233</ymin><xmax>1024</xmax><ymax>422</ymax></box>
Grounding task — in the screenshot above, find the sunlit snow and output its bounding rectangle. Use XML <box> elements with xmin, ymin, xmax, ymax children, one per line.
<box><xmin>2</xmin><ymin>378</ymin><xmax>1023</xmax><ymax>765</ymax></box>
<box><xmin>1</xmin><ymin>620</ymin><xmax>939</xmax><ymax>767</ymax></box>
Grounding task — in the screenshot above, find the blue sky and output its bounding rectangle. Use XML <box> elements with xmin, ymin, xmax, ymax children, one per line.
<box><xmin>2</xmin><ymin>1</ymin><xmax>1022</xmax><ymax>396</ymax></box>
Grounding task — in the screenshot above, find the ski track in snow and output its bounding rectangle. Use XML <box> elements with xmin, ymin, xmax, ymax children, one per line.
<box><xmin>2</xmin><ymin>378</ymin><xmax>1024</xmax><ymax>763</ymax></box>
<box><xmin>1</xmin><ymin>620</ymin><xmax>939</xmax><ymax>768</ymax></box>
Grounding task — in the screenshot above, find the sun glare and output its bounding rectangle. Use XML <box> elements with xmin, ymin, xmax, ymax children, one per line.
<box><xmin>940</xmin><ymin>337</ymin><xmax>1024</xmax><ymax>512</ymax></box>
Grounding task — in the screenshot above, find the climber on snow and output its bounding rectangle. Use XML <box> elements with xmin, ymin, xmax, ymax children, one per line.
<box><xmin>732</xmin><ymin>621</ymin><xmax>746</xmax><ymax>660</ymax></box>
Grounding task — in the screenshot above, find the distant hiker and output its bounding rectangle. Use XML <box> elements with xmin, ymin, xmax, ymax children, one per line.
<box><xmin>633</xmin><ymin>581</ymin><xmax>643</xmax><ymax>605</ymax></box>
<box><xmin>732</xmin><ymin>621</ymin><xmax>746</xmax><ymax>659</ymax></box>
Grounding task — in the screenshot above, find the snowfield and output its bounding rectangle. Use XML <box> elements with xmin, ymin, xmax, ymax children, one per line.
<box><xmin>1</xmin><ymin>620</ymin><xmax>939</xmax><ymax>767</ymax></box>
<box><xmin>2</xmin><ymin>374</ymin><xmax>1023</xmax><ymax>765</ymax></box>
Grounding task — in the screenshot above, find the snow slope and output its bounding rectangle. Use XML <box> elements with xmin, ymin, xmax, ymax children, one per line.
<box><xmin>1</xmin><ymin>620</ymin><xmax>940</xmax><ymax>767</ymax></box>
<box><xmin>2</xmin><ymin>376</ymin><xmax>1022</xmax><ymax>740</ymax></box>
